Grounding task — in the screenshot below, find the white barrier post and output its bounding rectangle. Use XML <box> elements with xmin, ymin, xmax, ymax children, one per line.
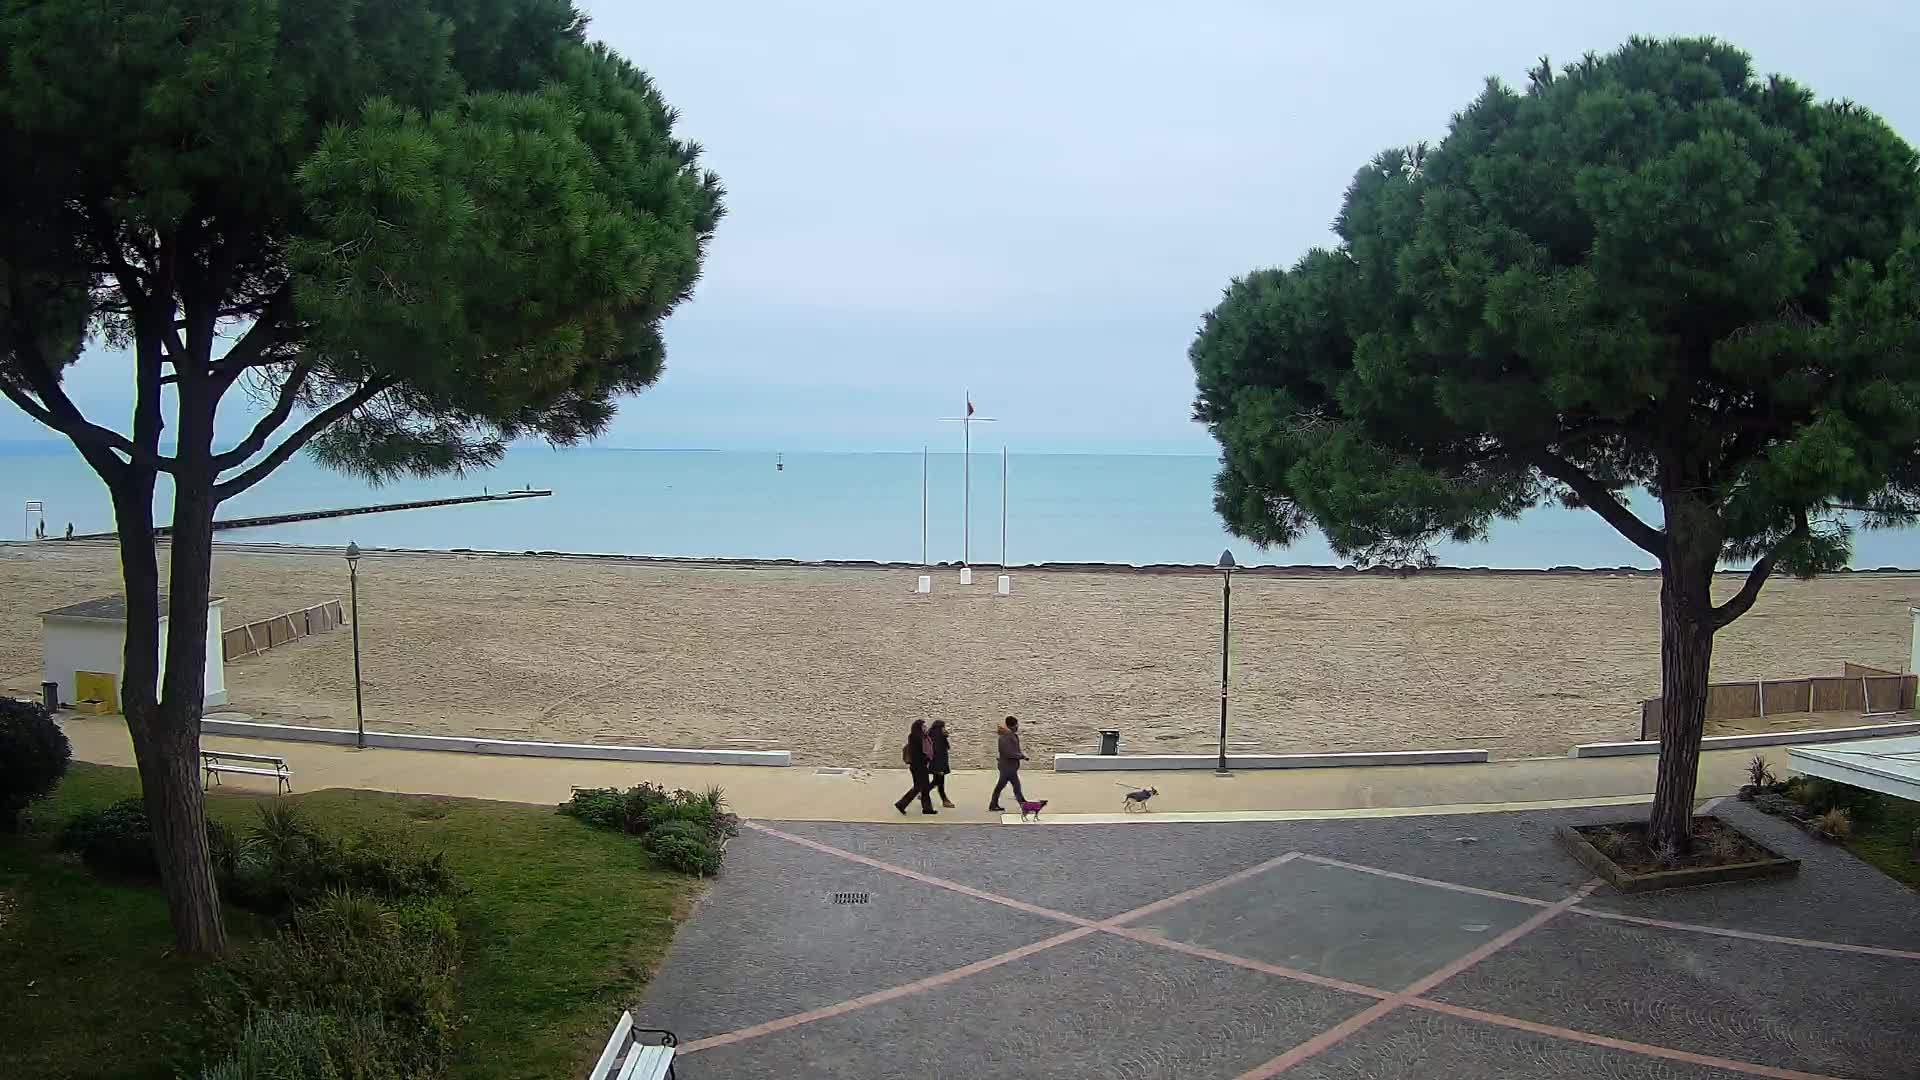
<box><xmin>915</xmin><ymin>575</ymin><xmax>932</xmax><ymax>594</ymax></box>
<box><xmin>959</xmin><ymin>567</ymin><xmax>973</xmax><ymax>585</ymax></box>
<box><xmin>996</xmin><ymin>575</ymin><xmax>1011</xmax><ymax>596</ymax></box>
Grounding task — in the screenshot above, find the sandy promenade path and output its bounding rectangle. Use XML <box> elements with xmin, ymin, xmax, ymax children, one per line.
<box><xmin>2</xmin><ymin>542</ymin><xmax>1913</xmax><ymax>767</ymax></box>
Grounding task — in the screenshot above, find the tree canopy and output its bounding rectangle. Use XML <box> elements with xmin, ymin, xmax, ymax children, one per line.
<box><xmin>1193</xmin><ymin>37</ymin><xmax>1919</xmax><ymax>578</ymax></box>
<box><xmin>1</xmin><ymin>0</ymin><xmax>723</xmax><ymax>487</ymax></box>
<box><xmin>0</xmin><ymin>0</ymin><xmax>722</xmax><ymax>953</ymax></box>
<box><xmin>1190</xmin><ymin>37</ymin><xmax>1920</xmax><ymax>851</ymax></box>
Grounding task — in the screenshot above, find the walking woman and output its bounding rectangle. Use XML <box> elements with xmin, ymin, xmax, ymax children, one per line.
<box><xmin>895</xmin><ymin>719</ymin><xmax>937</xmax><ymax>815</ymax></box>
<box><xmin>927</xmin><ymin>718</ymin><xmax>955</xmax><ymax>809</ymax></box>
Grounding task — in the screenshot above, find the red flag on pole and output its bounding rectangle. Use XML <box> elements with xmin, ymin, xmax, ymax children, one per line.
<box><xmin>966</xmin><ymin>398</ymin><xmax>975</xmax><ymax>417</ymax></box>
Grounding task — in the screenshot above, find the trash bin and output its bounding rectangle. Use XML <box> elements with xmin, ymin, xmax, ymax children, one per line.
<box><xmin>41</xmin><ymin>681</ymin><xmax>60</xmax><ymax>710</ymax></box>
<box><xmin>1098</xmin><ymin>729</ymin><xmax>1120</xmax><ymax>756</ymax></box>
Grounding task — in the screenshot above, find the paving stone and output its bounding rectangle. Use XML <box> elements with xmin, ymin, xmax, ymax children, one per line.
<box><xmin>1431</xmin><ymin>914</ymin><xmax>1920</xmax><ymax>1080</ymax></box>
<box><xmin>675</xmin><ymin>930</ymin><xmax>1375</xmax><ymax>1080</ymax></box>
<box><xmin>1134</xmin><ymin>858</ymin><xmax>1537</xmax><ymax>991</ymax></box>
<box><xmin>638</xmin><ymin>828</ymin><xmax>1070</xmax><ymax>1041</ymax></box>
<box><xmin>1287</xmin><ymin>1006</ymin><xmax>1763</xmax><ymax>1080</ymax></box>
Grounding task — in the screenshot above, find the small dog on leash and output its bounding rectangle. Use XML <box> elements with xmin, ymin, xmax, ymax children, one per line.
<box><xmin>1120</xmin><ymin>786</ymin><xmax>1159</xmax><ymax>812</ymax></box>
<box><xmin>1018</xmin><ymin>799</ymin><xmax>1049</xmax><ymax>821</ymax></box>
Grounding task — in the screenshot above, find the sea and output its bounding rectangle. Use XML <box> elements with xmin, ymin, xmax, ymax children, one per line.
<box><xmin>1</xmin><ymin>441</ymin><xmax>1914</xmax><ymax>569</ymax></box>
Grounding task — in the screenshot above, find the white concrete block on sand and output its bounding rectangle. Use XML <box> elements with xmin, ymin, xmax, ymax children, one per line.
<box><xmin>198</xmin><ymin>716</ymin><xmax>792</xmax><ymax>766</ymax></box>
<box><xmin>958</xmin><ymin>567</ymin><xmax>973</xmax><ymax>585</ymax></box>
<box><xmin>1054</xmin><ymin>749</ymin><xmax>1490</xmax><ymax>771</ymax></box>
<box><xmin>1570</xmin><ymin>718</ymin><xmax>1920</xmax><ymax>758</ymax></box>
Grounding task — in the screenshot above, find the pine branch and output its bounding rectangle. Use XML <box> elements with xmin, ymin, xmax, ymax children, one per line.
<box><xmin>1709</xmin><ymin>510</ymin><xmax>1807</xmax><ymax>630</ymax></box>
<box><xmin>1533</xmin><ymin>450</ymin><xmax>1667</xmax><ymax>557</ymax></box>
<box><xmin>210</xmin><ymin>360</ymin><xmax>315</xmax><ymax>470</ymax></box>
<box><xmin>212</xmin><ymin>377</ymin><xmax>393</xmax><ymax>502</ymax></box>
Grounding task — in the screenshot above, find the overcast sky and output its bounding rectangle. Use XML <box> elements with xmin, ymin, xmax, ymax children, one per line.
<box><xmin>10</xmin><ymin>1</ymin><xmax>1919</xmax><ymax>453</ymax></box>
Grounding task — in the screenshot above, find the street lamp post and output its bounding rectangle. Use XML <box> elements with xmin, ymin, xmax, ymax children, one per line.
<box><xmin>1216</xmin><ymin>549</ymin><xmax>1235</xmax><ymax>775</ymax></box>
<box><xmin>346</xmin><ymin>542</ymin><xmax>365</xmax><ymax>750</ymax></box>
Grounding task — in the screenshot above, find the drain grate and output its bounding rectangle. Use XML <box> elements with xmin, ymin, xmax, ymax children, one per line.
<box><xmin>831</xmin><ymin>892</ymin><xmax>871</xmax><ymax>905</ymax></box>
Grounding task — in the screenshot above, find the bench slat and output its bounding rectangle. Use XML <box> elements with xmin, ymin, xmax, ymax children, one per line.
<box><xmin>203</xmin><ymin>752</ymin><xmax>288</xmax><ymax>766</ymax></box>
<box><xmin>616</xmin><ymin>1045</ymin><xmax>672</xmax><ymax>1080</ymax></box>
<box><xmin>205</xmin><ymin>765</ymin><xmax>286</xmax><ymax>778</ymax></box>
<box><xmin>587</xmin><ymin>1011</ymin><xmax>634</xmax><ymax>1080</ymax></box>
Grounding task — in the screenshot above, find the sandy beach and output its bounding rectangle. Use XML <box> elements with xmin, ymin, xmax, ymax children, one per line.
<box><xmin>2</xmin><ymin>542</ymin><xmax>1914</xmax><ymax>767</ymax></box>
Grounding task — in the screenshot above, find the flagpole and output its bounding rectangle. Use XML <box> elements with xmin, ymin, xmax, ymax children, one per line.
<box><xmin>963</xmin><ymin>390</ymin><xmax>971</xmax><ymax>567</ymax></box>
<box><xmin>921</xmin><ymin>445</ymin><xmax>928</xmax><ymax>566</ymax></box>
<box><xmin>1001</xmin><ymin>444</ymin><xmax>1008</xmax><ymax>567</ymax></box>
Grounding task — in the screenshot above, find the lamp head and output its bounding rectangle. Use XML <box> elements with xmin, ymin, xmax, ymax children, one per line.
<box><xmin>345</xmin><ymin>542</ymin><xmax>361</xmax><ymax>565</ymax></box>
<box><xmin>1216</xmin><ymin>549</ymin><xmax>1236</xmax><ymax>573</ymax></box>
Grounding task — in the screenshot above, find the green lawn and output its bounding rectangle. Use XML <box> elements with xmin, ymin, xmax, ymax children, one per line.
<box><xmin>1841</xmin><ymin>787</ymin><xmax>1920</xmax><ymax>889</ymax></box>
<box><xmin>0</xmin><ymin>764</ymin><xmax>699</xmax><ymax>1080</ymax></box>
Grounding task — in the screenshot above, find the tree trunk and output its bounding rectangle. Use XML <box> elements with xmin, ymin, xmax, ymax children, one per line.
<box><xmin>1648</xmin><ymin>519</ymin><xmax>1719</xmax><ymax>855</ymax></box>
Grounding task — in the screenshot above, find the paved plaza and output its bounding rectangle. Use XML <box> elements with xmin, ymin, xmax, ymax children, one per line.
<box><xmin>640</xmin><ymin>802</ymin><xmax>1920</xmax><ymax>1079</ymax></box>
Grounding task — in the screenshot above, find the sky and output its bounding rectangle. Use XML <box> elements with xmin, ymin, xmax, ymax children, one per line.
<box><xmin>8</xmin><ymin>0</ymin><xmax>1920</xmax><ymax>453</ymax></box>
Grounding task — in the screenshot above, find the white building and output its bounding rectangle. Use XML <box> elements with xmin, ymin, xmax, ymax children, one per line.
<box><xmin>41</xmin><ymin>595</ymin><xmax>228</xmax><ymax>710</ymax></box>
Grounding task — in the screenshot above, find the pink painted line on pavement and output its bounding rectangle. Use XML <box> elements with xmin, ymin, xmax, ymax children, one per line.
<box><xmin>1102</xmin><ymin>851</ymin><xmax>1302</xmax><ymax>927</ymax></box>
<box><xmin>1293</xmin><ymin>853</ymin><xmax>1554</xmax><ymax>908</ymax></box>
<box><xmin>1303</xmin><ymin>851</ymin><xmax>1920</xmax><ymax>964</ymax></box>
<box><xmin>743</xmin><ymin>821</ymin><xmax>1098</xmax><ymax>927</ymax></box>
<box><xmin>1232</xmin><ymin>883</ymin><xmax>1599</xmax><ymax>1080</ymax></box>
<box><xmin>1408</xmin><ymin>999</ymin><xmax>1847</xmax><ymax>1080</ymax></box>
<box><xmin>1106</xmin><ymin>927</ymin><xmax>1391</xmax><ymax>1000</ymax></box>
<box><xmin>677</xmin><ymin>926</ymin><xmax>1097</xmax><ymax>1054</ymax></box>
<box><xmin>1572</xmin><ymin>907</ymin><xmax>1920</xmax><ymax>961</ymax></box>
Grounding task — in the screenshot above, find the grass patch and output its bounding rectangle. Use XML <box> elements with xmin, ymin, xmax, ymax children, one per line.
<box><xmin>0</xmin><ymin>763</ymin><xmax>699</xmax><ymax>1080</ymax></box>
<box><xmin>1837</xmin><ymin>789</ymin><xmax>1920</xmax><ymax>889</ymax></box>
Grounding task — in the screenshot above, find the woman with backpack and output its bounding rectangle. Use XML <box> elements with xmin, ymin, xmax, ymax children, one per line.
<box><xmin>894</xmin><ymin>718</ymin><xmax>937</xmax><ymax>815</ymax></box>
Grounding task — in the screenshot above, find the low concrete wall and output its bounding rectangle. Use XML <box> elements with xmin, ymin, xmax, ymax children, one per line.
<box><xmin>1571</xmin><ymin>719</ymin><xmax>1920</xmax><ymax>759</ymax></box>
<box><xmin>198</xmin><ymin>717</ymin><xmax>791</xmax><ymax>766</ymax></box>
<box><xmin>1053</xmin><ymin>749</ymin><xmax>1489</xmax><ymax>772</ymax></box>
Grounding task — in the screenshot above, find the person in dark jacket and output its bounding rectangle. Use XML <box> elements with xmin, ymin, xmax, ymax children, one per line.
<box><xmin>895</xmin><ymin>718</ymin><xmax>937</xmax><ymax>815</ymax></box>
<box><xmin>927</xmin><ymin>718</ymin><xmax>955</xmax><ymax>809</ymax></box>
<box><xmin>988</xmin><ymin>715</ymin><xmax>1028</xmax><ymax>812</ymax></box>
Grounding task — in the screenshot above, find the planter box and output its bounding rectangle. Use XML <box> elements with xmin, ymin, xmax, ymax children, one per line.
<box><xmin>1555</xmin><ymin>817</ymin><xmax>1799</xmax><ymax>893</ymax></box>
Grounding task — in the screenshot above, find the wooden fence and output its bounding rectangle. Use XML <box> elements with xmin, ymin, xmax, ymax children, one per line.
<box><xmin>222</xmin><ymin>600</ymin><xmax>344</xmax><ymax>661</ymax></box>
<box><xmin>1639</xmin><ymin>662</ymin><xmax>1918</xmax><ymax>739</ymax></box>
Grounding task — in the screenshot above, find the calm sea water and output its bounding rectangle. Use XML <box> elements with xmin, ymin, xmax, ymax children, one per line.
<box><xmin>1</xmin><ymin>441</ymin><xmax>1913</xmax><ymax>568</ymax></box>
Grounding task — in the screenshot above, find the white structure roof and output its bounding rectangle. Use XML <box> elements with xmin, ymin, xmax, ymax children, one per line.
<box><xmin>1789</xmin><ymin>735</ymin><xmax>1920</xmax><ymax>803</ymax></box>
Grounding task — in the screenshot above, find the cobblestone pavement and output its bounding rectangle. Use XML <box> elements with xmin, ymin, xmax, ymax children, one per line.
<box><xmin>639</xmin><ymin>802</ymin><xmax>1920</xmax><ymax>1079</ymax></box>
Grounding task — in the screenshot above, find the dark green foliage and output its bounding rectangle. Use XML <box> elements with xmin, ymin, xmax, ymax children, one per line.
<box><xmin>560</xmin><ymin>783</ymin><xmax>733</xmax><ymax>875</ymax></box>
<box><xmin>641</xmin><ymin>822</ymin><xmax>721</xmax><ymax>876</ymax></box>
<box><xmin>199</xmin><ymin>1009</ymin><xmax>407</xmax><ymax>1080</ymax></box>
<box><xmin>201</xmin><ymin>891</ymin><xmax>463</xmax><ymax>1079</ymax></box>
<box><xmin>223</xmin><ymin>804</ymin><xmax>456</xmax><ymax>915</ymax></box>
<box><xmin>60</xmin><ymin>798</ymin><xmax>453</xmax><ymax>914</ymax></box>
<box><xmin>58</xmin><ymin>796</ymin><xmax>163</xmax><ymax>876</ymax></box>
<box><xmin>0</xmin><ymin>1</ymin><xmax>722</xmax><ymax>951</ymax></box>
<box><xmin>1193</xmin><ymin>36</ymin><xmax>1920</xmax><ymax>571</ymax></box>
<box><xmin>1190</xmin><ymin>36</ymin><xmax>1920</xmax><ymax>850</ymax></box>
<box><xmin>0</xmin><ymin>696</ymin><xmax>69</xmax><ymax>830</ymax></box>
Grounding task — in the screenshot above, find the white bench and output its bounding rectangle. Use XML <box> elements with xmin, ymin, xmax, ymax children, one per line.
<box><xmin>588</xmin><ymin>1011</ymin><xmax>676</xmax><ymax>1080</ymax></box>
<box><xmin>200</xmin><ymin>750</ymin><xmax>292</xmax><ymax>795</ymax></box>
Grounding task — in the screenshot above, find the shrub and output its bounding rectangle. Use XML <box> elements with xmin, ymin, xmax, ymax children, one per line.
<box><xmin>1810</xmin><ymin>808</ymin><xmax>1854</xmax><ymax>842</ymax></box>
<box><xmin>59</xmin><ymin>797</ymin><xmax>160</xmax><ymax>876</ymax></box>
<box><xmin>641</xmin><ymin>825</ymin><xmax>721</xmax><ymax>876</ymax></box>
<box><xmin>203</xmin><ymin>891</ymin><xmax>461</xmax><ymax>1078</ymax></box>
<box><xmin>1585</xmin><ymin>826</ymin><xmax>1628</xmax><ymax>860</ymax></box>
<box><xmin>561</xmin><ymin>783</ymin><xmax>735</xmax><ymax>875</ymax></box>
<box><xmin>1745</xmin><ymin>755</ymin><xmax>1776</xmax><ymax>788</ymax></box>
<box><xmin>0</xmin><ymin>696</ymin><xmax>71</xmax><ymax>831</ymax></box>
<box><xmin>225</xmin><ymin>805</ymin><xmax>455</xmax><ymax>915</ymax></box>
<box><xmin>199</xmin><ymin>1009</ymin><xmax>402</xmax><ymax>1080</ymax></box>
